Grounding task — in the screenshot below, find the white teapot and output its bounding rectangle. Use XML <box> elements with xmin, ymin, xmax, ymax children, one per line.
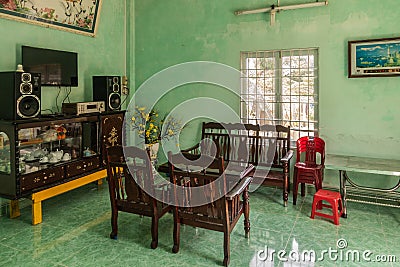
<box><xmin>53</xmin><ymin>149</ymin><xmax>64</xmax><ymax>160</ymax></box>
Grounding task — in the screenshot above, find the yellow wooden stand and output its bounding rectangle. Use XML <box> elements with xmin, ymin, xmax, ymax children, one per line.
<box><xmin>30</xmin><ymin>169</ymin><xmax>107</xmax><ymax>225</ymax></box>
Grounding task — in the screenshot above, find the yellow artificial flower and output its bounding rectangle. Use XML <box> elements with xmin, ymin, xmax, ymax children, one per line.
<box><xmin>131</xmin><ymin>106</ymin><xmax>182</xmax><ymax>145</ymax></box>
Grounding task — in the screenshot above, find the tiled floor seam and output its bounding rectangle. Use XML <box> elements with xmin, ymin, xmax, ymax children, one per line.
<box><xmin>377</xmin><ymin>204</ymin><xmax>395</xmax><ymax>267</ymax></box>
<box><xmin>282</xmin><ymin>195</ymin><xmax>306</xmax><ymax>261</ymax></box>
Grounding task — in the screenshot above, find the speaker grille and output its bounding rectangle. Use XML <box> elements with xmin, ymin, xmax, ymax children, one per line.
<box><xmin>109</xmin><ymin>93</ymin><xmax>121</xmax><ymax>110</ymax></box>
<box><xmin>16</xmin><ymin>95</ymin><xmax>40</xmax><ymax>118</ymax></box>
<box><xmin>20</xmin><ymin>82</ymin><xmax>33</xmax><ymax>94</ymax></box>
<box><xmin>21</xmin><ymin>72</ymin><xmax>31</xmax><ymax>83</ymax></box>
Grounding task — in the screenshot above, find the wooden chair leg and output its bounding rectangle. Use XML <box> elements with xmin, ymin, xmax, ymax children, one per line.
<box><xmin>283</xmin><ymin>179</ymin><xmax>289</xmax><ymax>207</ymax></box>
<box><xmin>150</xmin><ymin>216</ymin><xmax>158</xmax><ymax>249</ymax></box>
<box><xmin>223</xmin><ymin>232</ymin><xmax>230</xmax><ymax>267</ymax></box>
<box><xmin>172</xmin><ymin>209</ymin><xmax>180</xmax><ymax>253</ymax></box>
<box><xmin>110</xmin><ymin>209</ymin><xmax>118</xmax><ymax>239</ymax></box>
<box><xmin>243</xmin><ymin>190</ymin><xmax>250</xmax><ymax>238</ymax></box>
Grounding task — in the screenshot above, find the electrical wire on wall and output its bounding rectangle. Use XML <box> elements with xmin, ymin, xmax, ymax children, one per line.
<box><xmin>120</xmin><ymin>94</ymin><xmax>128</xmax><ymax>107</ymax></box>
<box><xmin>41</xmin><ymin>108</ymin><xmax>53</xmax><ymax>115</ymax></box>
<box><xmin>55</xmin><ymin>86</ymin><xmax>62</xmax><ymax>113</ymax></box>
<box><xmin>54</xmin><ymin>86</ymin><xmax>72</xmax><ymax>114</ymax></box>
<box><xmin>62</xmin><ymin>86</ymin><xmax>72</xmax><ymax>104</ymax></box>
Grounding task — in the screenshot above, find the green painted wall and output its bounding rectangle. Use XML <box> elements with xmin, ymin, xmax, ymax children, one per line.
<box><xmin>0</xmin><ymin>1</ymin><xmax>127</xmax><ymax>112</ymax></box>
<box><xmin>135</xmin><ymin>0</ymin><xmax>400</xmax><ymax>187</ymax></box>
<box><xmin>1</xmin><ymin>0</ymin><xmax>399</xmax><ymax>189</ymax></box>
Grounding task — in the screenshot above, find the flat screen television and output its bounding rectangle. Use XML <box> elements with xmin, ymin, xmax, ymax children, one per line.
<box><xmin>22</xmin><ymin>46</ymin><xmax>78</xmax><ymax>87</ymax></box>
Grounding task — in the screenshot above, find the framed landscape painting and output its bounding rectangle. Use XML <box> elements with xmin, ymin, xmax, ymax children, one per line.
<box><xmin>348</xmin><ymin>37</ymin><xmax>400</xmax><ymax>78</ymax></box>
<box><xmin>0</xmin><ymin>0</ymin><xmax>102</xmax><ymax>37</ymax></box>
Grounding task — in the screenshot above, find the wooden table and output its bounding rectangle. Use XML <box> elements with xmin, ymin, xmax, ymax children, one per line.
<box><xmin>325</xmin><ymin>154</ymin><xmax>400</xmax><ymax>218</ymax></box>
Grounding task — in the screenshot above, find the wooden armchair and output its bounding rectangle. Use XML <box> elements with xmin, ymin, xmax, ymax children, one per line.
<box><xmin>106</xmin><ymin>145</ymin><xmax>171</xmax><ymax>249</ymax></box>
<box><xmin>168</xmin><ymin>152</ymin><xmax>255</xmax><ymax>266</ymax></box>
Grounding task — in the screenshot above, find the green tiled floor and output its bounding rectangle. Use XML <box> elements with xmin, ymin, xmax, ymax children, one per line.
<box><xmin>0</xmin><ymin>183</ymin><xmax>399</xmax><ymax>266</ymax></box>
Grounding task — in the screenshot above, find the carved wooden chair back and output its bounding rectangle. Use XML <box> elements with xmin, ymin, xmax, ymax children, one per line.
<box><xmin>258</xmin><ymin>124</ymin><xmax>291</xmax><ymax>168</ymax></box>
<box><xmin>168</xmin><ymin>151</ymin><xmax>254</xmax><ymax>266</ymax></box>
<box><xmin>200</xmin><ymin>122</ymin><xmax>290</xmax><ymax>168</ymax></box>
<box><xmin>169</xmin><ymin>152</ymin><xmax>227</xmax><ymax>216</ymax></box>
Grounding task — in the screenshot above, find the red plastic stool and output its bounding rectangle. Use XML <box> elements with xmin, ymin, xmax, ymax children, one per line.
<box><xmin>311</xmin><ymin>189</ymin><xmax>343</xmax><ymax>225</ymax></box>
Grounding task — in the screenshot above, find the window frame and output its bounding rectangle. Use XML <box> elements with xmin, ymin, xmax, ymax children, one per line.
<box><xmin>240</xmin><ymin>48</ymin><xmax>320</xmax><ymax>141</ymax></box>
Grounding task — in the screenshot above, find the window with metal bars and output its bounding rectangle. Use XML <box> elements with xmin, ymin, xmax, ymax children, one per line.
<box><xmin>240</xmin><ymin>48</ymin><xmax>319</xmax><ymax>142</ymax></box>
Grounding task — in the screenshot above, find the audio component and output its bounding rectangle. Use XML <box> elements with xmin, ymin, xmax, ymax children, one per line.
<box><xmin>92</xmin><ymin>76</ymin><xmax>121</xmax><ymax>111</ymax></box>
<box><xmin>62</xmin><ymin>101</ymin><xmax>105</xmax><ymax>115</ymax></box>
<box><xmin>0</xmin><ymin>71</ymin><xmax>41</xmax><ymax>120</ymax></box>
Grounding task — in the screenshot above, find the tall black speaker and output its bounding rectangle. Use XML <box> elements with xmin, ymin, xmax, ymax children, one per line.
<box><xmin>92</xmin><ymin>76</ymin><xmax>121</xmax><ymax>111</ymax></box>
<box><xmin>0</xmin><ymin>71</ymin><xmax>41</xmax><ymax>120</ymax></box>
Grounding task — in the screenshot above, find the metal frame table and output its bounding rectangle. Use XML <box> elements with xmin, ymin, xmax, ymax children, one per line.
<box><xmin>325</xmin><ymin>154</ymin><xmax>400</xmax><ymax>218</ymax></box>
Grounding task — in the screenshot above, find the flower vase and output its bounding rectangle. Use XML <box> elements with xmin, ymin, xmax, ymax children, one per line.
<box><xmin>146</xmin><ymin>143</ymin><xmax>159</xmax><ymax>166</ymax></box>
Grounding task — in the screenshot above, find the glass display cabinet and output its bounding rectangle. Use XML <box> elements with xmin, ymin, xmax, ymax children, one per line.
<box><xmin>0</xmin><ymin>115</ymin><xmax>101</xmax><ymax>199</ymax></box>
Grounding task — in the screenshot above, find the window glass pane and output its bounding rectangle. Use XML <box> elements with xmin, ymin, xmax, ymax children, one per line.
<box><xmin>290</xmin><ymin>56</ymin><xmax>300</xmax><ymax>68</ymax></box>
<box><xmin>241</xmin><ymin>48</ymin><xmax>318</xmax><ymax>140</ymax></box>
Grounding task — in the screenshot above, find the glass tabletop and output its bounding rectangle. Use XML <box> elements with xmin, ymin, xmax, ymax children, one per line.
<box><xmin>325</xmin><ymin>154</ymin><xmax>400</xmax><ymax>176</ymax></box>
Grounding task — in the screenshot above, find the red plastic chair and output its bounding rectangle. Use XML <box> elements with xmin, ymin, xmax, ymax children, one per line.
<box><xmin>293</xmin><ymin>136</ymin><xmax>325</xmax><ymax>205</ymax></box>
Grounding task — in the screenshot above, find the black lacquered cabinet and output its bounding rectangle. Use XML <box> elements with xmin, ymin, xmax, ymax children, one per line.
<box><xmin>100</xmin><ymin>111</ymin><xmax>125</xmax><ymax>165</ymax></box>
<box><xmin>0</xmin><ymin>114</ymin><xmax>101</xmax><ymax>199</ymax></box>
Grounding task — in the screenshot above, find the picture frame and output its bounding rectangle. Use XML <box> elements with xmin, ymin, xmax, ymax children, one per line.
<box><xmin>348</xmin><ymin>37</ymin><xmax>400</xmax><ymax>78</ymax></box>
<box><xmin>0</xmin><ymin>0</ymin><xmax>102</xmax><ymax>37</ymax></box>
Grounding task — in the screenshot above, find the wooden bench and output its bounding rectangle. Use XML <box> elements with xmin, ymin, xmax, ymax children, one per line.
<box><xmin>159</xmin><ymin>122</ymin><xmax>293</xmax><ymax>206</ymax></box>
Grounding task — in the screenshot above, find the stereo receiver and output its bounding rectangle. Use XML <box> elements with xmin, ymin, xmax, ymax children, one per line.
<box><xmin>62</xmin><ymin>101</ymin><xmax>105</xmax><ymax>115</ymax></box>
